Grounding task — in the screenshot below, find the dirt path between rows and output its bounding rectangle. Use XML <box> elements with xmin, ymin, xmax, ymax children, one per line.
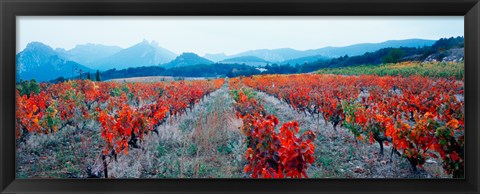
<box><xmin>255</xmin><ymin>91</ymin><xmax>447</xmax><ymax>178</ymax></box>
<box><xmin>17</xmin><ymin>83</ymin><xmax>245</xmax><ymax>179</ymax></box>
<box><xmin>103</xmin><ymin>84</ymin><xmax>246</xmax><ymax>178</ymax></box>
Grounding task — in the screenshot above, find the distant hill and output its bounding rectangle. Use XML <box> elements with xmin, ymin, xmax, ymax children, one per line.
<box><xmin>16</xmin><ymin>42</ymin><xmax>92</xmax><ymax>82</ymax></box>
<box><xmin>226</xmin><ymin>39</ymin><xmax>435</xmax><ymax>62</ymax></box>
<box><xmin>422</xmin><ymin>36</ymin><xmax>465</xmax><ymax>62</ymax></box>
<box><xmin>93</xmin><ymin>40</ymin><xmax>177</xmax><ymax>70</ymax></box>
<box><xmin>203</xmin><ymin>53</ymin><xmax>228</xmax><ymax>62</ymax></box>
<box><xmin>267</xmin><ymin>37</ymin><xmax>464</xmax><ymax>74</ymax></box>
<box><xmin>280</xmin><ymin>55</ymin><xmax>330</xmax><ymax>66</ymax></box>
<box><xmin>90</xmin><ymin>37</ymin><xmax>463</xmax><ymax>81</ymax></box>
<box><xmin>307</xmin><ymin>39</ymin><xmax>436</xmax><ymax>58</ymax></box>
<box><xmin>162</xmin><ymin>52</ymin><xmax>214</xmax><ymax>69</ymax></box>
<box><xmin>219</xmin><ymin>56</ymin><xmax>271</xmax><ymax>67</ymax></box>
<box><xmin>230</xmin><ymin>48</ymin><xmax>308</xmax><ymax>62</ymax></box>
<box><xmin>56</xmin><ymin>43</ymin><xmax>122</xmax><ymax>68</ymax></box>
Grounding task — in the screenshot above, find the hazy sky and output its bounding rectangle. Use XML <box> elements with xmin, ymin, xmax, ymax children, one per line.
<box><xmin>17</xmin><ymin>16</ymin><xmax>464</xmax><ymax>55</ymax></box>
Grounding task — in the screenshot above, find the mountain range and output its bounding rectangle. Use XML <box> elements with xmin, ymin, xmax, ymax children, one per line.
<box><xmin>93</xmin><ymin>40</ymin><xmax>177</xmax><ymax>70</ymax></box>
<box><xmin>16</xmin><ymin>42</ymin><xmax>93</xmax><ymax>82</ymax></box>
<box><xmin>204</xmin><ymin>39</ymin><xmax>435</xmax><ymax>63</ymax></box>
<box><xmin>95</xmin><ymin>36</ymin><xmax>464</xmax><ymax>81</ymax></box>
<box><xmin>16</xmin><ymin>38</ymin><xmax>436</xmax><ymax>82</ymax></box>
<box><xmin>55</xmin><ymin>44</ymin><xmax>122</xmax><ymax>67</ymax></box>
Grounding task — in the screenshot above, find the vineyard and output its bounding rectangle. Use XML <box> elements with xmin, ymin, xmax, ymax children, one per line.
<box><xmin>236</xmin><ymin>74</ymin><xmax>464</xmax><ymax>178</ymax></box>
<box><xmin>16</xmin><ymin>69</ymin><xmax>464</xmax><ymax>178</ymax></box>
<box><xmin>16</xmin><ymin>79</ymin><xmax>229</xmax><ymax>178</ymax></box>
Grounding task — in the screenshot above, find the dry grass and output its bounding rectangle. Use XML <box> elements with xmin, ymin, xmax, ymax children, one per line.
<box><xmin>16</xmin><ymin>121</ymin><xmax>102</xmax><ymax>178</ymax></box>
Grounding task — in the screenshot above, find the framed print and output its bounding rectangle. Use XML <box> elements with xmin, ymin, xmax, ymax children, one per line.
<box><xmin>1</xmin><ymin>0</ymin><xmax>479</xmax><ymax>193</ymax></box>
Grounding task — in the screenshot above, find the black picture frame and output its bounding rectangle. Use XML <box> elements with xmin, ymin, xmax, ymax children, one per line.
<box><xmin>1</xmin><ymin>0</ymin><xmax>479</xmax><ymax>193</ymax></box>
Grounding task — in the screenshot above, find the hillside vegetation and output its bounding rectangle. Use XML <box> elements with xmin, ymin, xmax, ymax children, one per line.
<box><xmin>316</xmin><ymin>61</ymin><xmax>464</xmax><ymax>80</ymax></box>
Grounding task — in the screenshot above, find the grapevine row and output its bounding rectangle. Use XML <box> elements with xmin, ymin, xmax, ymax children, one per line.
<box><xmin>240</xmin><ymin>74</ymin><xmax>464</xmax><ymax>178</ymax></box>
<box><xmin>16</xmin><ymin>79</ymin><xmax>225</xmax><ymax>177</ymax></box>
<box><xmin>229</xmin><ymin>78</ymin><xmax>316</xmax><ymax>178</ymax></box>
